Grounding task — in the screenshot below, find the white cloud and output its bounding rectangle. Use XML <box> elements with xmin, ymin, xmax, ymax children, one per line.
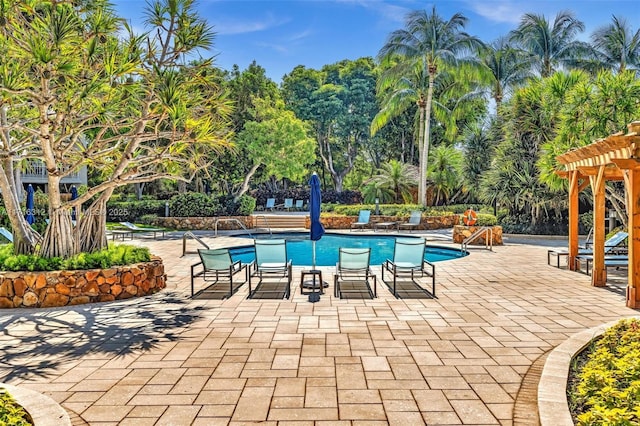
<box><xmin>336</xmin><ymin>0</ymin><xmax>412</xmax><ymax>23</ymax></box>
<box><xmin>214</xmin><ymin>13</ymin><xmax>290</xmax><ymax>35</ymax></box>
<box><xmin>466</xmin><ymin>1</ymin><xmax>526</xmax><ymax>24</ymax></box>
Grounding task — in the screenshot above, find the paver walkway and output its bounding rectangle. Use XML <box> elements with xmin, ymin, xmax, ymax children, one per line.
<box><xmin>0</xmin><ymin>231</ymin><xmax>635</xmax><ymax>425</ymax></box>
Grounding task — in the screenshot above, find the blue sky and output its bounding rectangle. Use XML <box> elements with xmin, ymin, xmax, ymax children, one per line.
<box><xmin>112</xmin><ymin>0</ymin><xmax>636</xmax><ymax>82</ymax></box>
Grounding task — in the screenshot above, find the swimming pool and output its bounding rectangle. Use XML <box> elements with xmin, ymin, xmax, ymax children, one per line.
<box><xmin>229</xmin><ymin>232</ymin><xmax>467</xmax><ymax>266</ymax></box>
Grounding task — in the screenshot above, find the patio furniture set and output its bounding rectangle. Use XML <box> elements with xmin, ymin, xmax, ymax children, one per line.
<box><xmin>547</xmin><ymin>231</ymin><xmax>629</xmax><ymax>274</ymax></box>
<box><xmin>190</xmin><ymin>237</ymin><xmax>435</xmax><ymax>301</ymax></box>
<box><xmin>351</xmin><ymin>209</ymin><xmax>423</xmax><ymax>232</ymax></box>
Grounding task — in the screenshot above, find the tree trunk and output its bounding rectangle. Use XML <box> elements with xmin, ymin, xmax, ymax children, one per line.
<box><xmin>0</xmin><ymin>106</ymin><xmax>39</xmax><ymax>254</ymax></box>
<box><xmin>78</xmin><ymin>192</ymin><xmax>110</xmax><ymax>253</ymax></box>
<box><xmin>134</xmin><ymin>182</ymin><xmax>145</xmax><ymax>200</ymax></box>
<box><xmin>420</xmin><ymin>71</ymin><xmax>435</xmax><ymax>207</ymax></box>
<box><xmin>416</xmin><ymin>100</ymin><xmax>426</xmax><ymax>206</ymax></box>
<box><xmin>234</xmin><ymin>163</ymin><xmax>260</xmax><ymax>202</ymax></box>
<box><xmin>39</xmin><ymin>208</ymin><xmax>76</xmax><ymax>258</ymax></box>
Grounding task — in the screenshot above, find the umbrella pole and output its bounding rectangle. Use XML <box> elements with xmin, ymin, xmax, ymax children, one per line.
<box><xmin>312</xmin><ymin>240</ymin><xmax>316</xmax><ymax>271</ymax></box>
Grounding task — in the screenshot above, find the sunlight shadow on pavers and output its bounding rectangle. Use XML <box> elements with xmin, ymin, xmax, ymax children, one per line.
<box><xmin>0</xmin><ymin>291</ymin><xmax>205</xmax><ymax>382</ymax></box>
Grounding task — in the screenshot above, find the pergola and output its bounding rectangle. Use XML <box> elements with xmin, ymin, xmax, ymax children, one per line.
<box><xmin>556</xmin><ymin>121</ymin><xmax>640</xmax><ymax>308</ymax></box>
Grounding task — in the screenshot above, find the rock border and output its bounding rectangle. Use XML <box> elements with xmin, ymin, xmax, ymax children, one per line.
<box><xmin>0</xmin><ymin>383</ymin><xmax>71</xmax><ymax>426</ymax></box>
<box><xmin>0</xmin><ymin>257</ymin><xmax>166</xmax><ymax>308</ymax></box>
<box><xmin>538</xmin><ymin>317</ymin><xmax>639</xmax><ymax>425</ymax></box>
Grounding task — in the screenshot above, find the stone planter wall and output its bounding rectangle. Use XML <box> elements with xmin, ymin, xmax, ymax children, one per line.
<box><xmin>305</xmin><ymin>215</ymin><xmax>459</xmax><ymax>230</ymax></box>
<box><xmin>153</xmin><ymin>216</ymin><xmax>252</xmax><ymax>230</ymax></box>
<box><xmin>452</xmin><ymin>225</ymin><xmax>503</xmax><ymax>245</ymax></box>
<box><xmin>0</xmin><ymin>257</ymin><xmax>166</xmax><ymax>308</ymax></box>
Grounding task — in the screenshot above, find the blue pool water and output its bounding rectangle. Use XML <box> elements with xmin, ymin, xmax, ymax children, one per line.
<box><xmin>229</xmin><ymin>233</ymin><xmax>467</xmax><ymax>266</ymax></box>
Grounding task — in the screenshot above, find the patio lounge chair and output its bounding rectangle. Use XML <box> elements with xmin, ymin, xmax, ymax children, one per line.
<box><xmin>249</xmin><ymin>239</ymin><xmax>292</xmax><ymax>299</ymax></box>
<box><xmin>0</xmin><ymin>227</ymin><xmax>13</xmax><ymax>243</ymax></box>
<box><xmin>350</xmin><ymin>210</ymin><xmax>371</xmax><ymax>231</ymax></box>
<box><xmin>295</xmin><ymin>200</ymin><xmax>304</xmax><ymax>211</ymax></box>
<box><xmin>397</xmin><ymin>211</ymin><xmax>422</xmax><ymax>233</ymax></box>
<box><xmin>282</xmin><ymin>198</ymin><xmax>294</xmax><ymax>211</ymax></box>
<box><xmin>574</xmin><ymin>254</ymin><xmax>628</xmax><ymax>275</ymax></box>
<box><xmin>547</xmin><ymin>231</ymin><xmax>628</xmax><ymax>268</ymax></box>
<box><xmin>265</xmin><ymin>198</ymin><xmax>276</xmax><ymax>211</ymax></box>
<box><xmin>382</xmin><ymin>237</ymin><xmax>435</xmax><ymax>298</ymax></box>
<box><xmin>191</xmin><ymin>249</ymin><xmax>248</xmax><ymax>299</ymax></box>
<box><xmin>118</xmin><ymin>221</ymin><xmax>165</xmax><ymax>239</ymax></box>
<box><xmin>334</xmin><ymin>248</ymin><xmax>376</xmax><ymax>299</ymax></box>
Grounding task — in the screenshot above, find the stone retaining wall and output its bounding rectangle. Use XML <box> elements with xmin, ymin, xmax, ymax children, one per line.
<box><xmin>0</xmin><ymin>258</ymin><xmax>166</xmax><ymax>308</ymax></box>
<box><xmin>452</xmin><ymin>225</ymin><xmax>503</xmax><ymax>245</ymax></box>
<box><xmin>154</xmin><ymin>216</ymin><xmax>252</xmax><ymax>230</ymax></box>
<box><xmin>305</xmin><ymin>214</ymin><xmax>460</xmax><ymax>230</ymax></box>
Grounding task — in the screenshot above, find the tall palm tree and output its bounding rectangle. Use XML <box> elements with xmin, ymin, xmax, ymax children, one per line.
<box><xmin>509</xmin><ymin>11</ymin><xmax>587</xmax><ymax>77</ymax></box>
<box><xmin>479</xmin><ymin>37</ymin><xmax>534</xmax><ymax>110</ymax></box>
<box><xmin>373</xmin><ymin>7</ymin><xmax>483</xmax><ymax>207</ymax></box>
<box><xmin>590</xmin><ymin>15</ymin><xmax>640</xmax><ymax>73</ymax></box>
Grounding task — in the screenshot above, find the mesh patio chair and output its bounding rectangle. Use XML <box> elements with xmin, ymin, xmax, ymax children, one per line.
<box><xmin>191</xmin><ymin>248</ymin><xmax>248</xmax><ymax>299</ymax></box>
<box><xmin>249</xmin><ymin>239</ymin><xmax>292</xmax><ymax>299</ymax></box>
<box><xmin>350</xmin><ymin>210</ymin><xmax>371</xmax><ymax>231</ymax></box>
<box><xmin>397</xmin><ymin>211</ymin><xmax>422</xmax><ymax>233</ymax></box>
<box><xmin>382</xmin><ymin>238</ymin><xmax>435</xmax><ymax>298</ymax></box>
<box><xmin>334</xmin><ymin>248</ymin><xmax>376</xmax><ymax>299</ymax></box>
<box><xmin>265</xmin><ymin>198</ymin><xmax>276</xmax><ymax>211</ymax></box>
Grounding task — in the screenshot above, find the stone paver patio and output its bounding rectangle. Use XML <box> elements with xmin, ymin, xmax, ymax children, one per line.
<box><xmin>0</xmin><ymin>230</ymin><xmax>635</xmax><ymax>425</ymax></box>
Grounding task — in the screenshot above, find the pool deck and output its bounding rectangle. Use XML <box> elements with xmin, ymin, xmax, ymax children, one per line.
<box><xmin>0</xmin><ymin>229</ymin><xmax>635</xmax><ymax>425</ymax></box>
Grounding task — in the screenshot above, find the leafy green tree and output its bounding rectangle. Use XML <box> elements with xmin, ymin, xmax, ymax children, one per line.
<box><xmin>282</xmin><ymin>58</ymin><xmax>378</xmax><ymax>192</ymax></box>
<box><xmin>427</xmin><ymin>145</ymin><xmax>463</xmax><ymax>205</ymax></box>
<box><xmin>460</xmin><ymin>124</ymin><xmax>496</xmax><ymax>202</ymax></box>
<box><xmin>374</xmin><ymin>7</ymin><xmax>483</xmax><ymax>207</ymax></box>
<box><xmin>0</xmin><ymin>0</ymin><xmax>232</xmax><ymax>256</ymax></box>
<box><xmin>362</xmin><ymin>160</ymin><xmax>418</xmax><ymax>204</ymax></box>
<box><xmin>509</xmin><ymin>11</ymin><xmax>588</xmax><ymax>77</ymax></box>
<box><xmin>235</xmin><ymin>98</ymin><xmax>316</xmax><ymax>198</ymax></box>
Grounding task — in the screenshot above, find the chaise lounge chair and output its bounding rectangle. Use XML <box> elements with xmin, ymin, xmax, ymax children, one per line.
<box><xmin>295</xmin><ymin>200</ymin><xmax>304</xmax><ymax>211</ymax></box>
<box><xmin>547</xmin><ymin>231</ymin><xmax>628</xmax><ymax>268</ymax></box>
<box><xmin>118</xmin><ymin>221</ymin><xmax>165</xmax><ymax>239</ymax></box>
<box><xmin>0</xmin><ymin>227</ymin><xmax>13</xmax><ymax>243</ymax></box>
<box><xmin>191</xmin><ymin>248</ymin><xmax>249</xmax><ymax>299</ymax></box>
<box><xmin>397</xmin><ymin>211</ymin><xmax>422</xmax><ymax>233</ymax></box>
<box><xmin>265</xmin><ymin>198</ymin><xmax>276</xmax><ymax>211</ymax></box>
<box><xmin>282</xmin><ymin>198</ymin><xmax>294</xmax><ymax>211</ymax></box>
<box><xmin>249</xmin><ymin>239</ymin><xmax>292</xmax><ymax>299</ymax></box>
<box><xmin>350</xmin><ymin>210</ymin><xmax>371</xmax><ymax>231</ymax></box>
<box><xmin>334</xmin><ymin>248</ymin><xmax>376</xmax><ymax>299</ymax></box>
<box><xmin>382</xmin><ymin>237</ymin><xmax>435</xmax><ymax>298</ymax></box>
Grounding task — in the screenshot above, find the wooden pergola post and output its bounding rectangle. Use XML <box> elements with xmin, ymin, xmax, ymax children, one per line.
<box><xmin>567</xmin><ymin>171</ymin><xmax>580</xmax><ymax>270</ymax></box>
<box><xmin>590</xmin><ymin>166</ymin><xmax>607</xmax><ymax>286</ymax></box>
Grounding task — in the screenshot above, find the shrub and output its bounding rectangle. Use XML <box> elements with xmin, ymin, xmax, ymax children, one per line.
<box><xmin>570</xmin><ymin>318</ymin><xmax>640</xmax><ymax>425</ymax></box>
<box><xmin>169</xmin><ymin>192</ymin><xmax>219</xmax><ymax>217</ymax></box>
<box><xmin>216</xmin><ymin>194</ymin><xmax>256</xmax><ymax>216</ymax></box>
<box><xmin>0</xmin><ymin>389</ymin><xmax>31</xmax><ymax>426</ymax></box>
<box><xmin>106</xmin><ymin>200</ymin><xmax>165</xmax><ymax>222</ymax></box>
<box><xmin>0</xmin><ymin>244</ymin><xmax>151</xmax><ymax>272</ymax></box>
<box><xmin>138</xmin><ymin>214</ymin><xmax>159</xmax><ymax>225</ymax></box>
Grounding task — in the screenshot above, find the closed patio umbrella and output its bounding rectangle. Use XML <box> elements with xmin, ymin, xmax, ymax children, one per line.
<box><xmin>25</xmin><ymin>184</ymin><xmax>35</xmax><ymax>225</ymax></box>
<box><xmin>71</xmin><ymin>186</ymin><xmax>78</xmax><ymax>221</ymax></box>
<box><xmin>309</xmin><ymin>173</ymin><xmax>325</xmax><ymax>269</ymax></box>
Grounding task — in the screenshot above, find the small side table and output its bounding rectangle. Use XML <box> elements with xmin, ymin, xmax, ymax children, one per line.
<box><xmin>300</xmin><ymin>269</ymin><xmax>326</xmax><ymax>295</ymax></box>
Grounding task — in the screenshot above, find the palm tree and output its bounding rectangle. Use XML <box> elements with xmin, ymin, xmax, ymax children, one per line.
<box><xmin>363</xmin><ymin>160</ymin><xmax>418</xmax><ymax>204</ymax></box>
<box><xmin>479</xmin><ymin>37</ymin><xmax>534</xmax><ymax>110</ymax></box>
<box><xmin>373</xmin><ymin>7</ymin><xmax>483</xmax><ymax>207</ymax></box>
<box><xmin>590</xmin><ymin>15</ymin><xmax>640</xmax><ymax>73</ymax></box>
<box><xmin>509</xmin><ymin>11</ymin><xmax>587</xmax><ymax>77</ymax></box>
<box><xmin>427</xmin><ymin>145</ymin><xmax>463</xmax><ymax>206</ymax></box>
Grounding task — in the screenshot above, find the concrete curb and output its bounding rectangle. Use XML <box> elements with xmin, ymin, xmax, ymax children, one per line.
<box><xmin>538</xmin><ymin>317</ymin><xmax>638</xmax><ymax>425</ymax></box>
<box><xmin>0</xmin><ymin>383</ymin><xmax>71</xmax><ymax>426</ymax></box>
